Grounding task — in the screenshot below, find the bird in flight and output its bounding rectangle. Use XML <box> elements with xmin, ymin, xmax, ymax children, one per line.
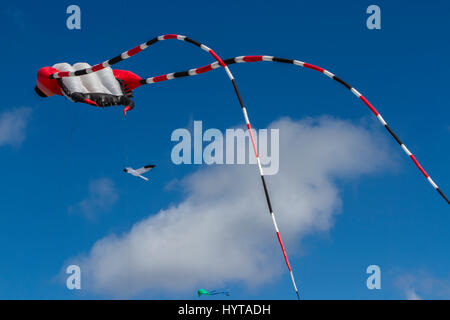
<box><xmin>123</xmin><ymin>165</ymin><xmax>155</xmax><ymax>181</ymax></box>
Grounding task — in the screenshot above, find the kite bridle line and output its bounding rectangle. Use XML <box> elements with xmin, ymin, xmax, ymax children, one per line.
<box><xmin>141</xmin><ymin>56</ymin><xmax>449</xmax><ymax>206</ymax></box>
<box><xmin>49</xmin><ymin>34</ymin><xmax>302</xmax><ymax>300</ymax></box>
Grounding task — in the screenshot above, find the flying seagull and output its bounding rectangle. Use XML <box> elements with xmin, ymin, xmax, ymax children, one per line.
<box><xmin>123</xmin><ymin>165</ymin><xmax>155</xmax><ymax>181</ymax></box>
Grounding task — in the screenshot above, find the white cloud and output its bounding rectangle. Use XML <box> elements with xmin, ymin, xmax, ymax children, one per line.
<box><xmin>405</xmin><ymin>289</ymin><xmax>422</xmax><ymax>300</ymax></box>
<box><xmin>395</xmin><ymin>271</ymin><xmax>450</xmax><ymax>300</ymax></box>
<box><xmin>69</xmin><ymin>178</ymin><xmax>118</xmax><ymax>219</ymax></box>
<box><xmin>0</xmin><ymin>107</ymin><xmax>32</xmax><ymax>147</ymax></box>
<box><xmin>71</xmin><ymin>116</ymin><xmax>394</xmax><ymax>297</ymax></box>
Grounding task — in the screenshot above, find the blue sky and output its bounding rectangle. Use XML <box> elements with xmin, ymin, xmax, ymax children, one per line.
<box><xmin>0</xmin><ymin>0</ymin><xmax>449</xmax><ymax>299</ymax></box>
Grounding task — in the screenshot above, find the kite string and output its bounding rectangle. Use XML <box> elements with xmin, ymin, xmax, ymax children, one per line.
<box><xmin>137</xmin><ymin>56</ymin><xmax>449</xmax><ymax>205</ymax></box>
<box><xmin>49</xmin><ymin>35</ymin><xmax>301</xmax><ymax>299</ymax></box>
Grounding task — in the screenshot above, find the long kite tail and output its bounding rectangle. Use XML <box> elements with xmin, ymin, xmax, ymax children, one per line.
<box><xmin>49</xmin><ymin>35</ymin><xmax>301</xmax><ymax>299</ymax></box>
<box><xmin>137</xmin><ymin>56</ymin><xmax>449</xmax><ymax>206</ymax></box>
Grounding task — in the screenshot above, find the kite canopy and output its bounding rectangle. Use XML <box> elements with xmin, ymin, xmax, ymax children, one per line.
<box><xmin>35</xmin><ymin>63</ymin><xmax>140</xmax><ymax>116</ymax></box>
<box><xmin>197</xmin><ymin>289</ymin><xmax>209</xmax><ymax>297</ymax></box>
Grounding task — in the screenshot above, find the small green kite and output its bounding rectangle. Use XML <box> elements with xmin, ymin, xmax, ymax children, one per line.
<box><xmin>197</xmin><ymin>288</ymin><xmax>230</xmax><ymax>297</ymax></box>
